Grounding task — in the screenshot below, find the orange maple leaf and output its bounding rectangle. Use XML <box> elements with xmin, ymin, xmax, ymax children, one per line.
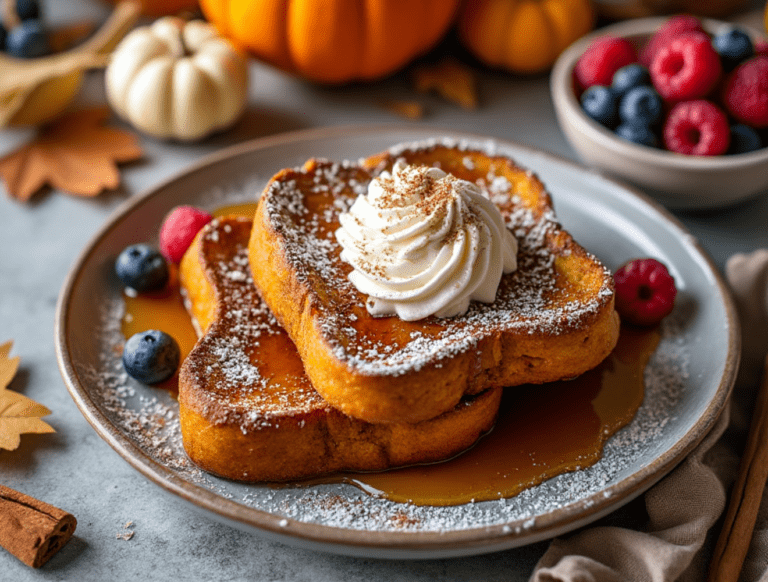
<box><xmin>412</xmin><ymin>58</ymin><xmax>479</xmax><ymax>110</ymax></box>
<box><xmin>0</xmin><ymin>341</ymin><xmax>55</xmax><ymax>451</ymax></box>
<box><xmin>0</xmin><ymin>107</ymin><xmax>143</xmax><ymax>202</ymax></box>
<box><xmin>380</xmin><ymin>100</ymin><xmax>425</xmax><ymax>120</ymax></box>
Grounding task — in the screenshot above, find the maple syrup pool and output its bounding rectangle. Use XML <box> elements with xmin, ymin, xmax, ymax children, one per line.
<box><xmin>120</xmin><ymin>204</ymin><xmax>658</xmax><ymax>507</ymax></box>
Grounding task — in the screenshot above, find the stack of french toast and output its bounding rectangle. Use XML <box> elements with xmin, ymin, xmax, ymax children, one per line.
<box><xmin>177</xmin><ymin>140</ymin><xmax>620</xmax><ymax>483</ymax></box>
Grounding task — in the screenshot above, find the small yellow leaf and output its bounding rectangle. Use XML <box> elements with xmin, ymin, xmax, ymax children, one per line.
<box><xmin>1</xmin><ymin>387</ymin><xmax>51</xmax><ymax>418</ymax></box>
<box><xmin>0</xmin><ymin>341</ymin><xmax>55</xmax><ymax>451</ymax></box>
<box><xmin>0</xmin><ymin>418</ymin><xmax>56</xmax><ymax>451</ymax></box>
<box><xmin>0</xmin><ymin>343</ymin><xmax>18</xmax><ymax>391</ymax></box>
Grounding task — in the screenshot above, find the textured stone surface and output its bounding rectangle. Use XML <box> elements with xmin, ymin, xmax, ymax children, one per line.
<box><xmin>2</xmin><ymin>2</ymin><xmax>768</xmax><ymax>580</ymax></box>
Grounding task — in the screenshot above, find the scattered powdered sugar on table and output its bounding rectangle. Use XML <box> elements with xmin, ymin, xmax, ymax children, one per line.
<box><xmin>73</xmin><ymin>137</ymin><xmax>695</xmax><ymax>535</ymax></box>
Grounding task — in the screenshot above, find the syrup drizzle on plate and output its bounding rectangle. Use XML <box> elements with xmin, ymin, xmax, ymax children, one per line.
<box><xmin>120</xmin><ymin>203</ymin><xmax>658</xmax><ymax>507</ymax></box>
<box><xmin>336</xmin><ymin>326</ymin><xmax>658</xmax><ymax>506</ymax></box>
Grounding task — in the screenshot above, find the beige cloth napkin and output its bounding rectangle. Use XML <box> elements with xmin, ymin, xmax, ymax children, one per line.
<box><xmin>531</xmin><ymin>249</ymin><xmax>768</xmax><ymax>582</ymax></box>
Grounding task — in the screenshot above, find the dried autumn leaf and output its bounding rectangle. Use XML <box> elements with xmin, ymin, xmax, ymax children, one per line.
<box><xmin>0</xmin><ymin>107</ymin><xmax>143</xmax><ymax>202</ymax></box>
<box><xmin>0</xmin><ymin>341</ymin><xmax>55</xmax><ymax>451</ymax></box>
<box><xmin>412</xmin><ymin>58</ymin><xmax>478</xmax><ymax>110</ymax></box>
<box><xmin>380</xmin><ymin>100</ymin><xmax>425</xmax><ymax>120</ymax></box>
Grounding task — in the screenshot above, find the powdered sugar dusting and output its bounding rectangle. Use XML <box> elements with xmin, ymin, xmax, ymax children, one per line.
<box><xmin>263</xmin><ymin>141</ymin><xmax>613</xmax><ymax>376</ymax></box>
<box><xmin>181</xmin><ymin>218</ymin><xmax>326</xmax><ymax>431</ymax></box>
<box><xmin>68</xmin><ymin>136</ymin><xmax>708</xmax><ymax>541</ymax></box>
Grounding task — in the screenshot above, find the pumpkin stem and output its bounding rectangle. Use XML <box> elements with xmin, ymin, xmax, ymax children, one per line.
<box><xmin>168</xmin><ymin>21</ymin><xmax>192</xmax><ymax>58</ymax></box>
<box><xmin>178</xmin><ymin>30</ymin><xmax>192</xmax><ymax>58</ymax></box>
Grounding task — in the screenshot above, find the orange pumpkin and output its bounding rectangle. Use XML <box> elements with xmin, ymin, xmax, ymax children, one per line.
<box><xmin>458</xmin><ymin>0</ymin><xmax>595</xmax><ymax>74</ymax></box>
<box><xmin>199</xmin><ymin>0</ymin><xmax>461</xmax><ymax>84</ymax></box>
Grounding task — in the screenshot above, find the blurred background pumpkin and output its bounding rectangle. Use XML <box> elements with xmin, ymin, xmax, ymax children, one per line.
<box><xmin>104</xmin><ymin>17</ymin><xmax>249</xmax><ymax>141</ymax></box>
<box><xmin>457</xmin><ymin>0</ymin><xmax>596</xmax><ymax>75</ymax></box>
<box><xmin>198</xmin><ymin>0</ymin><xmax>461</xmax><ymax>84</ymax></box>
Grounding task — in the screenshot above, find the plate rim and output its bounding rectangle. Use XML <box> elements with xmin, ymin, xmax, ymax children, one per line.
<box><xmin>54</xmin><ymin>125</ymin><xmax>740</xmax><ymax>557</ymax></box>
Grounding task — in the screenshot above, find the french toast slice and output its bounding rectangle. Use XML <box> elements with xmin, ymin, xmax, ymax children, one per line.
<box><xmin>177</xmin><ymin>216</ymin><xmax>502</xmax><ymax>482</ymax></box>
<box><xmin>249</xmin><ymin>140</ymin><xmax>620</xmax><ymax>425</ymax></box>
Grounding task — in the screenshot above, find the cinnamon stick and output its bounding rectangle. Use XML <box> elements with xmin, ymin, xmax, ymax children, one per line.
<box><xmin>708</xmin><ymin>354</ymin><xmax>768</xmax><ymax>581</ymax></box>
<box><xmin>0</xmin><ymin>485</ymin><xmax>76</xmax><ymax>568</ymax></box>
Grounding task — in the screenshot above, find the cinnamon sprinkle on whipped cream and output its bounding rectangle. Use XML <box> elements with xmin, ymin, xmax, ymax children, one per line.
<box><xmin>335</xmin><ymin>160</ymin><xmax>518</xmax><ymax>321</ymax></box>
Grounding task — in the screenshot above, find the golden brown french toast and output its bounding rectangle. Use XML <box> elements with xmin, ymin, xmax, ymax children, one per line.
<box><xmin>177</xmin><ymin>216</ymin><xmax>501</xmax><ymax>482</ymax></box>
<box><xmin>249</xmin><ymin>140</ymin><xmax>620</xmax><ymax>425</ymax></box>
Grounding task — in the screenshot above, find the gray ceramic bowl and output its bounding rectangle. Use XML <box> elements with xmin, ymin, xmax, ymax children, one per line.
<box><xmin>550</xmin><ymin>17</ymin><xmax>768</xmax><ymax>209</ymax></box>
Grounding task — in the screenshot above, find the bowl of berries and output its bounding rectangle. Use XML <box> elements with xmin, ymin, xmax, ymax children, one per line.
<box><xmin>550</xmin><ymin>15</ymin><xmax>768</xmax><ymax>209</ymax></box>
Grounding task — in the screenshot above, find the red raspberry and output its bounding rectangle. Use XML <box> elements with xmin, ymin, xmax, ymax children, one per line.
<box><xmin>159</xmin><ymin>205</ymin><xmax>213</xmax><ymax>263</ymax></box>
<box><xmin>614</xmin><ymin>258</ymin><xmax>677</xmax><ymax>327</ymax></box>
<box><xmin>574</xmin><ymin>36</ymin><xmax>637</xmax><ymax>92</ymax></box>
<box><xmin>639</xmin><ymin>14</ymin><xmax>705</xmax><ymax>67</ymax></box>
<box><xmin>663</xmin><ymin>100</ymin><xmax>730</xmax><ymax>156</ymax></box>
<box><xmin>755</xmin><ymin>40</ymin><xmax>768</xmax><ymax>58</ymax></box>
<box><xmin>722</xmin><ymin>56</ymin><xmax>768</xmax><ymax>128</ymax></box>
<box><xmin>650</xmin><ymin>32</ymin><xmax>721</xmax><ymax>101</ymax></box>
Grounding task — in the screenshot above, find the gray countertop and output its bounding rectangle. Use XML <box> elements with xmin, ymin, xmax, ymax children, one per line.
<box><xmin>2</xmin><ymin>2</ymin><xmax>767</xmax><ymax>580</ymax></box>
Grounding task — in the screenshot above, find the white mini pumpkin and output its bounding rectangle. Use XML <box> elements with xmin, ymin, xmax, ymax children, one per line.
<box><xmin>105</xmin><ymin>17</ymin><xmax>249</xmax><ymax>141</ymax></box>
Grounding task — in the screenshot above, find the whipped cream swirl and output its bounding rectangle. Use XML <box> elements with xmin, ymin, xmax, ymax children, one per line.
<box><xmin>335</xmin><ymin>160</ymin><xmax>518</xmax><ymax>321</ymax></box>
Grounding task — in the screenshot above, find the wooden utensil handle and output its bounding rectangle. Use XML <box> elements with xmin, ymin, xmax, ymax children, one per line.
<box><xmin>708</xmin><ymin>354</ymin><xmax>768</xmax><ymax>581</ymax></box>
<box><xmin>79</xmin><ymin>0</ymin><xmax>142</xmax><ymax>55</ymax></box>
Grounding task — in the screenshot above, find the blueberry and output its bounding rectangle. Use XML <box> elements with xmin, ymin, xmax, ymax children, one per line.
<box><xmin>619</xmin><ymin>86</ymin><xmax>663</xmax><ymax>127</ymax></box>
<box><xmin>611</xmin><ymin>64</ymin><xmax>650</xmax><ymax>98</ymax></box>
<box><xmin>712</xmin><ymin>28</ymin><xmax>754</xmax><ymax>71</ymax></box>
<box><xmin>6</xmin><ymin>20</ymin><xmax>48</xmax><ymax>58</ymax></box>
<box><xmin>122</xmin><ymin>330</ymin><xmax>180</xmax><ymax>384</ymax></box>
<box><xmin>15</xmin><ymin>0</ymin><xmax>40</xmax><ymax>21</ymax></box>
<box><xmin>728</xmin><ymin>124</ymin><xmax>762</xmax><ymax>154</ymax></box>
<box><xmin>580</xmin><ymin>85</ymin><xmax>618</xmax><ymax>128</ymax></box>
<box><xmin>115</xmin><ymin>244</ymin><xmax>169</xmax><ymax>293</ymax></box>
<box><xmin>615</xmin><ymin>122</ymin><xmax>659</xmax><ymax>148</ymax></box>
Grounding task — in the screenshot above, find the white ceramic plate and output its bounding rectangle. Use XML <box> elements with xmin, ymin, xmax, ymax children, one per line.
<box><xmin>56</xmin><ymin>126</ymin><xmax>738</xmax><ymax>559</ymax></box>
